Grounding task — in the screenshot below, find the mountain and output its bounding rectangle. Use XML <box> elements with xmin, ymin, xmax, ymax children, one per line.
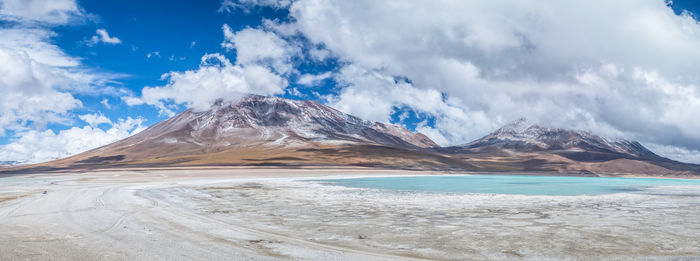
<box><xmin>441</xmin><ymin>118</ymin><xmax>700</xmax><ymax>176</ymax></box>
<box><xmin>4</xmin><ymin>99</ymin><xmax>699</xmax><ymax>177</ymax></box>
<box><xmin>455</xmin><ymin>118</ymin><xmax>665</xmax><ymax>161</ymax></box>
<box><xmin>105</xmin><ymin>95</ymin><xmax>437</xmax><ymax>152</ymax></box>
<box><xmin>13</xmin><ymin>95</ymin><xmax>454</xmax><ymax>171</ymax></box>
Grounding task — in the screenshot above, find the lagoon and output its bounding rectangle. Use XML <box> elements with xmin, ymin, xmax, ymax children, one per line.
<box><xmin>317</xmin><ymin>174</ymin><xmax>700</xmax><ymax>196</ymax></box>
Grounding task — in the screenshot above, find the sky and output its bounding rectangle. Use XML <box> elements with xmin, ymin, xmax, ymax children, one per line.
<box><xmin>1</xmin><ymin>0</ymin><xmax>700</xmax><ymax>164</ymax></box>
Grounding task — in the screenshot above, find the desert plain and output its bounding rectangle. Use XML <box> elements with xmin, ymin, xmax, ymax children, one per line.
<box><xmin>1</xmin><ymin>168</ymin><xmax>699</xmax><ymax>260</ymax></box>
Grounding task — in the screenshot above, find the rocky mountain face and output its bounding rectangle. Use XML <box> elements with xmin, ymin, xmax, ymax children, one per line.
<box><xmin>115</xmin><ymin>95</ymin><xmax>437</xmax><ymax>150</ymax></box>
<box><xmin>453</xmin><ymin>118</ymin><xmax>667</xmax><ymax>162</ymax></box>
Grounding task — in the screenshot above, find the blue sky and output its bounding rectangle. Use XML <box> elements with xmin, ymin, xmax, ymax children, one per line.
<box><xmin>1</xmin><ymin>0</ymin><xmax>700</xmax><ymax>164</ymax></box>
<box><xmin>44</xmin><ymin>0</ymin><xmax>343</xmax><ymax>133</ymax></box>
<box><xmin>49</xmin><ymin>1</ymin><xmax>293</xmax><ymax>131</ymax></box>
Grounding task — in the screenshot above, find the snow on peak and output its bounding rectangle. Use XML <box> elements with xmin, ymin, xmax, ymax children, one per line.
<box><xmin>464</xmin><ymin>118</ymin><xmax>661</xmax><ymax>159</ymax></box>
<box><xmin>130</xmin><ymin>95</ymin><xmax>437</xmax><ymax>149</ymax></box>
<box><xmin>498</xmin><ymin>117</ymin><xmax>532</xmax><ymax>134</ymax></box>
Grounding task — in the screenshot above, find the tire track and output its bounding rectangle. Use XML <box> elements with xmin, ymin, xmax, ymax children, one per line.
<box><xmin>136</xmin><ymin>187</ymin><xmax>428</xmax><ymax>261</ymax></box>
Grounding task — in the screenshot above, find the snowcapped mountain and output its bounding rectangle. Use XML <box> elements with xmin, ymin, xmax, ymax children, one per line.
<box><xmin>454</xmin><ymin>118</ymin><xmax>665</xmax><ymax>161</ymax></box>
<box><xmin>29</xmin><ymin>95</ymin><xmax>439</xmax><ymax>169</ymax></box>
<box><xmin>113</xmin><ymin>95</ymin><xmax>436</xmax><ymax>150</ymax></box>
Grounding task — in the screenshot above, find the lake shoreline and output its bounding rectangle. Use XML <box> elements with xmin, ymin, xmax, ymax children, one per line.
<box><xmin>2</xmin><ymin>165</ymin><xmax>699</xmax><ymax>180</ymax></box>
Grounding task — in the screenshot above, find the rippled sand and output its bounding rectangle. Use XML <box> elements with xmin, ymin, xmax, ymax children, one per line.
<box><xmin>1</xmin><ymin>168</ymin><xmax>699</xmax><ymax>260</ymax></box>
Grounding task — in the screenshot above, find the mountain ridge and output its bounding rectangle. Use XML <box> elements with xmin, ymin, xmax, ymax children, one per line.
<box><xmin>3</xmin><ymin>96</ymin><xmax>699</xmax><ymax>177</ymax></box>
<box><xmin>453</xmin><ymin>118</ymin><xmax>666</xmax><ymax>162</ymax></box>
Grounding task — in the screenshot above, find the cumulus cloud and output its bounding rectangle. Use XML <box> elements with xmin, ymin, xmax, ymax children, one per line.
<box><xmin>226</xmin><ymin>0</ymin><xmax>700</xmax><ymax>163</ymax></box>
<box><xmin>86</xmin><ymin>28</ymin><xmax>121</xmax><ymax>46</ymax></box>
<box><xmin>0</xmin><ymin>116</ymin><xmax>145</xmax><ymax>164</ymax></box>
<box><xmin>326</xmin><ymin>65</ymin><xmax>494</xmax><ymax>146</ymax></box>
<box><xmin>128</xmin><ymin>24</ymin><xmax>297</xmax><ymax>116</ymax></box>
<box><xmin>125</xmin><ymin>53</ymin><xmax>287</xmax><ymax>115</ymax></box>
<box><xmin>222</xmin><ymin>24</ymin><xmax>299</xmax><ymax>74</ymax></box>
<box><xmin>0</xmin><ymin>28</ymin><xmax>94</xmax><ymax>134</ymax></box>
<box><xmin>0</xmin><ymin>0</ymin><xmax>84</xmax><ymax>24</ymax></box>
<box><xmin>0</xmin><ymin>0</ymin><xmax>128</xmax><ymax>165</ymax></box>
<box><xmin>0</xmin><ymin>27</ymin><xmax>121</xmax><ymax>134</ymax></box>
<box><xmin>79</xmin><ymin>113</ymin><xmax>111</xmax><ymax>127</ymax></box>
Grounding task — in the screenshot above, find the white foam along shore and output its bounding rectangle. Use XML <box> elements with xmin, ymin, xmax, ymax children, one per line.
<box><xmin>1</xmin><ymin>168</ymin><xmax>699</xmax><ymax>260</ymax></box>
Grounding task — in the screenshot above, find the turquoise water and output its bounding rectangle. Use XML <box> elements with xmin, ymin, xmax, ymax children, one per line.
<box><xmin>316</xmin><ymin>175</ymin><xmax>700</xmax><ymax>196</ymax></box>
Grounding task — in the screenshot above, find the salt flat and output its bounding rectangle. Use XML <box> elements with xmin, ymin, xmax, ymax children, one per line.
<box><xmin>1</xmin><ymin>168</ymin><xmax>699</xmax><ymax>260</ymax></box>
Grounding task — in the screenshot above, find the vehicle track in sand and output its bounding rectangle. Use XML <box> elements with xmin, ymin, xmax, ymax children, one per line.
<box><xmin>134</xmin><ymin>187</ymin><xmax>430</xmax><ymax>261</ymax></box>
<box><xmin>0</xmin><ymin>173</ymin><xmax>427</xmax><ymax>261</ymax></box>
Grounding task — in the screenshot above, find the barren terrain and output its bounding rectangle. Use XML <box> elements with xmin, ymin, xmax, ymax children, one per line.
<box><xmin>1</xmin><ymin>168</ymin><xmax>699</xmax><ymax>260</ymax></box>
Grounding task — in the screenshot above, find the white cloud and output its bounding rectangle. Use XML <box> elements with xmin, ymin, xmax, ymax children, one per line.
<box><xmin>219</xmin><ymin>0</ymin><xmax>292</xmax><ymax>13</ymax></box>
<box><xmin>0</xmin><ymin>0</ymin><xmax>84</xmax><ymax>25</ymax></box>
<box><xmin>0</xmin><ymin>0</ymin><xmax>122</xmax><ymax>159</ymax></box>
<box><xmin>286</xmin><ymin>87</ymin><xmax>302</xmax><ymax>97</ymax></box>
<box><xmin>168</xmin><ymin>55</ymin><xmax>186</xmax><ymax>61</ymax></box>
<box><xmin>222</xmin><ymin>24</ymin><xmax>299</xmax><ymax>74</ymax></box>
<box><xmin>0</xmin><ymin>27</ymin><xmax>122</xmax><ymax>134</ymax></box>
<box><xmin>79</xmin><ymin>113</ymin><xmax>111</xmax><ymax>127</ymax></box>
<box><xmin>125</xmin><ymin>53</ymin><xmax>287</xmax><ymax>115</ymax></box>
<box><xmin>326</xmin><ymin>65</ymin><xmax>495</xmax><ymax>146</ymax></box>
<box><xmin>308</xmin><ymin>46</ymin><xmax>330</xmax><ymax>61</ymax></box>
<box><xmin>130</xmin><ymin>24</ymin><xmax>298</xmax><ymax>116</ymax></box>
<box><xmin>0</xmin><ymin>116</ymin><xmax>145</xmax><ymax>164</ymax></box>
<box><xmin>229</xmin><ymin>0</ymin><xmax>700</xmax><ymax>163</ymax></box>
<box><xmin>0</xmin><ymin>28</ymin><xmax>94</xmax><ymax>134</ymax></box>
<box><xmin>87</xmin><ymin>28</ymin><xmax>121</xmax><ymax>46</ymax></box>
<box><xmin>146</xmin><ymin>51</ymin><xmax>160</xmax><ymax>59</ymax></box>
<box><xmin>0</xmin><ymin>28</ymin><xmax>79</xmax><ymax>66</ymax></box>
<box><xmin>100</xmin><ymin>98</ymin><xmax>111</xmax><ymax>109</ymax></box>
<box><xmin>297</xmin><ymin>71</ymin><xmax>331</xmax><ymax>86</ymax></box>
<box><xmin>646</xmin><ymin>143</ymin><xmax>700</xmax><ymax>165</ymax></box>
<box><xmin>221</xmin><ymin>24</ymin><xmax>236</xmax><ymax>50</ymax></box>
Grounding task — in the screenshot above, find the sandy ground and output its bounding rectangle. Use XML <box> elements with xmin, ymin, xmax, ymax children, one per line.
<box><xmin>1</xmin><ymin>168</ymin><xmax>699</xmax><ymax>260</ymax></box>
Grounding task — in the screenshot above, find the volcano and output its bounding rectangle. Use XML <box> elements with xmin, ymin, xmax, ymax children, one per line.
<box><xmin>23</xmin><ymin>95</ymin><xmax>460</xmax><ymax>170</ymax></box>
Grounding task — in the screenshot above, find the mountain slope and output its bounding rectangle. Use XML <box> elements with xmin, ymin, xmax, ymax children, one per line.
<box><xmin>19</xmin><ymin>95</ymin><xmax>446</xmax><ymax>170</ymax></box>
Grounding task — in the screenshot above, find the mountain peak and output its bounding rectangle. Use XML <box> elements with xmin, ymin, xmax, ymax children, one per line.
<box><xmin>101</xmin><ymin>95</ymin><xmax>437</xmax><ymax>162</ymax></box>
<box><xmin>462</xmin><ymin>119</ymin><xmax>663</xmax><ymax>161</ymax></box>
<box><xmin>498</xmin><ymin>117</ymin><xmax>532</xmax><ymax>133</ymax></box>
